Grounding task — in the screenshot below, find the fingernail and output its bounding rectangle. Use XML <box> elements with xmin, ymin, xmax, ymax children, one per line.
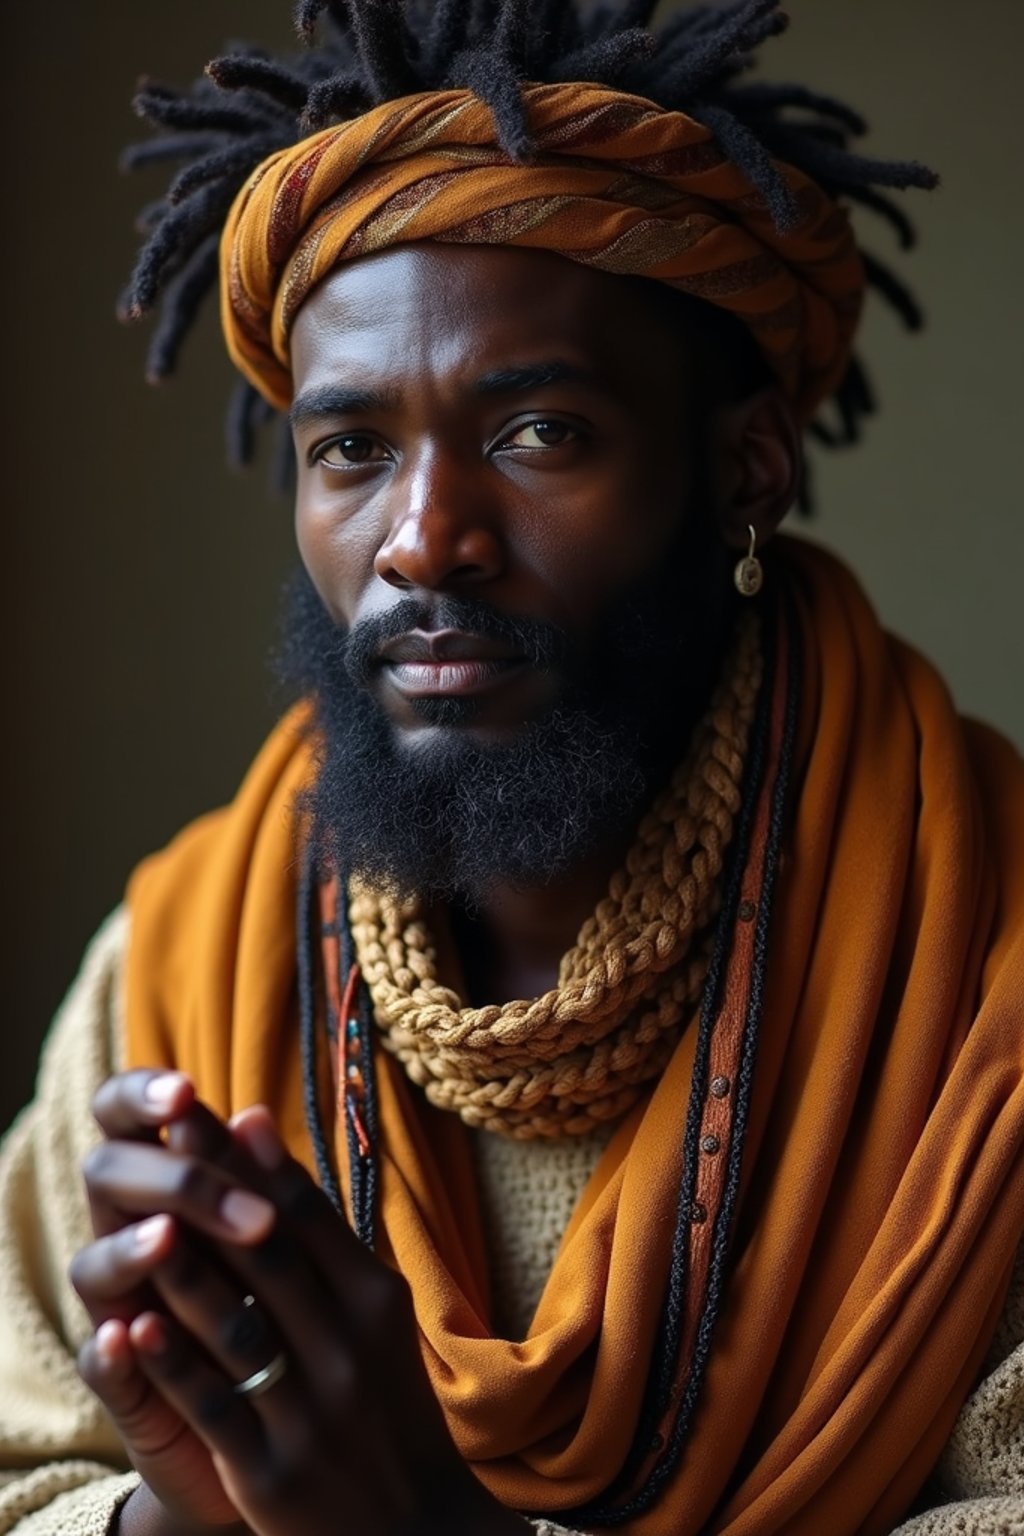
<box><xmin>96</xmin><ymin>1320</ymin><xmax>123</xmax><ymax>1363</ymax></box>
<box><xmin>142</xmin><ymin>1073</ymin><xmax>188</xmax><ymax>1115</ymax></box>
<box><xmin>132</xmin><ymin>1313</ymin><xmax>169</xmax><ymax>1356</ymax></box>
<box><xmin>243</xmin><ymin>1113</ymin><xmax>285</xmax><ymax>1172</ymax></box>
<box><xmin>220</xmin><ymin>1189</ymin><xmax>275</xmax><ymax>1240</ymax></box>
<box><xmin>133</xmin><ymin>1215</ymin><xmax>171</xmax><ymax>1256</ymax></box>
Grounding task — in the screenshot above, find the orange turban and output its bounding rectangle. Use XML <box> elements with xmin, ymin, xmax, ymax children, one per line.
<box><xmin>220</xmin><ymin>83</ymin><xmax>865</xmax><ymax>420</ymax></box>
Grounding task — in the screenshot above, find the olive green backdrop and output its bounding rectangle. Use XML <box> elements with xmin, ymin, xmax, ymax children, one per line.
<box><xmin>2</xmin><ymin>0</ymin><xmax>1021</xmax><ymax>1131</ymax></box>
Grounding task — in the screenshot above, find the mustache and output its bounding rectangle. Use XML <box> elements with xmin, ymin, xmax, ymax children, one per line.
<box><xmin>343</xmin><ymin>594</ymin><xmax>571</xmax><ymax>690</ymax></box>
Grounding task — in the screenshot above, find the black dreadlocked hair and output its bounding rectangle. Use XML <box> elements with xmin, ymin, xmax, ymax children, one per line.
<box><xmin>122</xmin><ymin>0</ymin><xmax>938</xmax><ymax>502</ymax></box>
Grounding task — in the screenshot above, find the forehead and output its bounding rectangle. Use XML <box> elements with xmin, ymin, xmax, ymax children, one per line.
<box><xmin>288</xmin><ymin>244</ymin><xmax>688</xmax><ymax>393</ymax></box>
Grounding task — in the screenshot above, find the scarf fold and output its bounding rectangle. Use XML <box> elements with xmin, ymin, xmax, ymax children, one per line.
<box><xmin>220</xmin><ymin>83</ymin><xmax>864</xmax><ymax>420</ymax></box>
<box><xmin>125</xmin><ymin>540</ymin><xmax>1024</xmax><ymax>1535</ymax></box>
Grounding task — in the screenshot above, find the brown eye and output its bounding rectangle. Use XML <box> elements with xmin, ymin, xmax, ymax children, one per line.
<box><xmin>505</xmin><ymin>420</ymin><xmax>576</xmax><ymax>450</ymax></box>
<box><xmin>319</xmin><ymin>435</ymin><xmax>381</xmax><ymax>467</ymax></box>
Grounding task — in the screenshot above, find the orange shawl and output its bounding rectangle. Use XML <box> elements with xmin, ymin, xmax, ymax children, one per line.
<box><xmin>220</xmin><ymin>83</ymin><xmax>864</xmax><ymax>421</ymax></box>
<box><xmin>126</xmin><ymin>540</ymin><xmax>1024</xmax><ymax>1535</ymax></box>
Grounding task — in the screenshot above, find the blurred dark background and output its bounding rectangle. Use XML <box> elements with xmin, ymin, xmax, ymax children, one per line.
<box><xmin>2</xmin><ymin>0</ymin><xmax>1022</xmax><ymax>1131</ymax></box>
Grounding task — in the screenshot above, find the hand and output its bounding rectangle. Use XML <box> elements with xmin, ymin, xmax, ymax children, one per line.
<box><xmin>71</xmin><ymin>1069</ymin><xmax>275</xmax><ymax>1533</ymax></box>
<box><xmin>128</xmin><ymin>1101</ymin><xmax>528</xmax><ymax>1536</ymax></box>
<box><xmin>72</xmin><ymin>1071</ymin><xmax>526</xmax><ymax>1536</ymax></box>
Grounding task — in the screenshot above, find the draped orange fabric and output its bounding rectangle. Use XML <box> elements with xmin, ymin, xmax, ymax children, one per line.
<box><xmin>125</xmin><ymin>541</ymin><xmax>1024</xmax><ymax>1535</ymax></box>
<box><xmin>220</xmin><ymin>84</ymin><xmax>865</xmax><ymax>421</ymax></box>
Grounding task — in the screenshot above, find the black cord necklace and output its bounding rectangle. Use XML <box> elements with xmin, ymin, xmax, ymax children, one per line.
<box><xmin>297</xmin><ymin>851</ymin><xmax>381</xmax><ymax>1248</ymax></box>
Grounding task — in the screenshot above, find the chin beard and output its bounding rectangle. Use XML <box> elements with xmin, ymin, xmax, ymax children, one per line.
<box><xmin>275</xmin><ymin>552</ymin><xmax>726</xmax><ymax>903</ymax></box>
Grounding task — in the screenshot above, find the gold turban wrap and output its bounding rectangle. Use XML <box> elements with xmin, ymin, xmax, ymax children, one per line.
<box><xmin>220</xmin><ymin>82</ymin><xmax>866</xmax><ymax>419</ymax></box>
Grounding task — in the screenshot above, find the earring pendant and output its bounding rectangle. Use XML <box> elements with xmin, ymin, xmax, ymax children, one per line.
<box><xmin>734</xmin><ymin>525</ymin><xmax>763</xmax><ymax>597</ymax></box>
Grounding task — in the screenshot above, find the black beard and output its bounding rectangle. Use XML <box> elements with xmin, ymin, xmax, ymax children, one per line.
<box><xmin>275</xmin><ymin>547</ymin><xmax>728</xmax><ymax>903</ymax></box>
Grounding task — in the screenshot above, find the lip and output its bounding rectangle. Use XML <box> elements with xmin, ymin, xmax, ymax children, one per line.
<box><xmin>379</xmin><ymin>629</ymin><xmax>524</xmax><ymax>664</ymax></box>
<box><xmin>388</xmin><ymin>659</ymin><xmax>528</xmax><ymax>697</ymax></box>
<box><xmin>379</xmin><ymin>630</ymin><xmax>528</xmax><ymax>699</ymax></box>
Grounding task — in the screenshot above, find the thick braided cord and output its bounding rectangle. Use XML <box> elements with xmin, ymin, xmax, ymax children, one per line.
<box><xmin>349</xmin><ymin>612</ymin><xmax>762</xmax><ymax>1138</ymax></box>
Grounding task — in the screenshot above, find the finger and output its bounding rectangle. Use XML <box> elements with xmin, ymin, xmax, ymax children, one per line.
<box><xmin>82</xmin><ymin>1141</ymin><xmax>277</xmax><ymax>1246</ymax></box>
<box><xmin>78</xmin><ymin>1318</ymin><xmax>193</xmax><ymax>1461</ymax></box>
<box><xmin>130</xmin><ymin>1310</ymin><xmax>266</xmax><ymax>1468</ymax></box>
<box><xmin>164</xmin><ymin>1095</ymin><xmax>257</xmax><ymax>1177</ymax></box>
<box><xmin>69</xmin><ymin>1214</ymin><xmax>176</xmax><ymax>1326</ymax></box>
<box><xmin>218</xmin><ymin>1111</ymin><xmax>404</xmax><ymax>1383</ymax></box>
<box><xmin>92</xmin><ymin>1070</ymin><xmax>196</xmax><ymax>1141</ymax></box>
<box><xmin>234</xmin><ymin>1108</ymin><xmax>373</xmax><ymax>1280</ymax></box>
<box><xmin>148</xmin><ymin>1232</ymin><xmax>300</xmax><ymax>1440</ymax></box>
<box><xmin>163</xmin><ymin>1100</ymin><xmax>284</xmax><ymax>1241</ymax></box>
<box><xmin>88</xmin><ymin>1071</ymin><xmax>197</xmax><ymax>1242</ymax></box>
<box><xmin>89</xmin><ymin>1093</ymin><xmax>263</xmax><ymax>1249</ymax></box>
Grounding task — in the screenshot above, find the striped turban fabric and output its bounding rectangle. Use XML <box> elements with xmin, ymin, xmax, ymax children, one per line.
<box><xmin>221</xmin><ymin>82</ymin><xmax>866</xmax><ymax>420</ymax></box>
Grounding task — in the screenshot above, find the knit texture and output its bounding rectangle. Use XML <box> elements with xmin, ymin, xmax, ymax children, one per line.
<box><xmin>476</xmin><ymin>1125</ymin><xmax>614</xmax><ymax>1340</ymax></box>
<box><xmin>0</xmin><ymin>911</ymin><xmax>1021</xmax><ymax>1533</ymax></box>
<box><xmin>0</xmin><ymin>1468</ymin><xmax>137</xmax><ymax>1536</ymax></box>
<box><xmin>893</xmin><ymin>1499</ymin><xmax>1024</xmax><ymax>1536</ymax></box>
<box><xmin>0</xmin><ymin>908</ymin><xmax>138</xmax><ymax>1534</ymax></box>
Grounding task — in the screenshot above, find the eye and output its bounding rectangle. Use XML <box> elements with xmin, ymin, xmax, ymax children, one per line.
<box><xmin>500</xmin><ymin>419</ymin><xmax>578</xmax><ymax>451</ymax></box>
<box><xmin>314</xmin><ymin>434</ymin><xmax>389</xmax><ymax>469</ymax></box>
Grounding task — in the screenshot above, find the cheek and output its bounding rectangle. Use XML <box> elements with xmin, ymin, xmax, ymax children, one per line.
<box><xmin>294</xmin><ymin>474</ymin><xmax>381</xmax><ymax>626</ymax></box>
<box><xmin>512</xmin><ymin>464</ymin><xmax>690</xmax><ymax>626</ymax></box>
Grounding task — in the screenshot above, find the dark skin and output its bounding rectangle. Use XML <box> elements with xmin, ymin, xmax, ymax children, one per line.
<box><xmin>71</xmin><ymin>246</ymin><xmax>801</xmax><ymax>1535</ymax></box>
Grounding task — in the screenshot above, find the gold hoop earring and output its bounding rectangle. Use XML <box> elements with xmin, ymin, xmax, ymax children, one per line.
<box><xmin>733</xmin><ymin>525</ymin><xmax>763</xmax><ymax>598</ymax></box>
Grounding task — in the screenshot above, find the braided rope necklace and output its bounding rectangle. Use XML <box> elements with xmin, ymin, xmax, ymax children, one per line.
<box><xmin>349</xmin><ymin>612</ymin><xmax>763</xmax><ymax>1139</ymax></box>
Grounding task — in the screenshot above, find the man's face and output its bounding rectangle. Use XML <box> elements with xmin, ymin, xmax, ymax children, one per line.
<box><xmin>285</xmin><ymin>245</ymin><xmax>735</xmax><ymax>896</ymax></box>
<box><xmin>290</xmin><ymin>245</ymin><xmax>724</xmax><ymax>740</ymax></box>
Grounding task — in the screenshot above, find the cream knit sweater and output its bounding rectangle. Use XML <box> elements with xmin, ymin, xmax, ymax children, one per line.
<box><xmin>0</xmin><ymin>912</ymin><xmax>1021</xmax><ymax>1536</ymax></box>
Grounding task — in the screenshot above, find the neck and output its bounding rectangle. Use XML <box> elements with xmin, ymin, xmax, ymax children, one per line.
<box><xmin>448</xmin><ymin>825</ymin><xmax>637</xmax><ymax>1005</ymax></box>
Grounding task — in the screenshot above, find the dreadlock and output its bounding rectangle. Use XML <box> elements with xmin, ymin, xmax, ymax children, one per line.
<box><xmin>122</xmin><ymin>0</ymin><xmax>938</xmax><ymax>499</ymax></box>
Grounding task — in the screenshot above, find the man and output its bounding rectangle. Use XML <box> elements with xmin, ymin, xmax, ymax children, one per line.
<box><xmin>0</xmin><ymin>2</ymin><xmax>1021</xmax><ymax>1534</ymax></box>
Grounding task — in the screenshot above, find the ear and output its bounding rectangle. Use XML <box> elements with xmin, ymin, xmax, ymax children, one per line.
<box><xmin>706</xmin><ymin>387</ymin><xmax>803</xmax><ymax>551</ymax></box>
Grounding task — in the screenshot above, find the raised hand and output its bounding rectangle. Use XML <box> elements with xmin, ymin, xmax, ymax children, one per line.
<box><xmin>71</xmin><ymin>1073</ymin><xmax>528</xmax><ymax>1536</ymax></box>
<box><xmin>72</xmin><ymin>1071</ymin><xmax>274</xmax><ymax>1534</ymax></box>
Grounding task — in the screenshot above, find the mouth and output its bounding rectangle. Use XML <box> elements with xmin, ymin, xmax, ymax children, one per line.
<box><xmin>378</xmin><ymin>630</ymin><xmax>529</xmax><ymax>700</ymax></box>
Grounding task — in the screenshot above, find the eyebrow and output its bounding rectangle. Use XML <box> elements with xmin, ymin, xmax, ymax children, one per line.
<box><xmin>289</xmin><ymin>360</ymin><xmax>601</xmax><ymax>431</ymax></box>
<box><xmin>473</xmin><ymin>361</ymin><xmax>600</xmax><ymax>397</ymax></box>
<box><xmin>288</xmin><ymin>384</ymin><xmax>400</xmax><ymax>431</ymax></box>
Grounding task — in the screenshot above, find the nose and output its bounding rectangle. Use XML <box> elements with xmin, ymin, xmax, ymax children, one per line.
<box><xmin>373</xmin><ymin>447</ymin><xmax>504</xmax><ymax>593</ymax></box>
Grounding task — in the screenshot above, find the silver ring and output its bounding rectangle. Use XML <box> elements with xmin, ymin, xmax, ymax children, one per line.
<box><xmin>233</xmin><ymin>1351</ymin><xmax>288</xmax><ymax>1398</ymax></box>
